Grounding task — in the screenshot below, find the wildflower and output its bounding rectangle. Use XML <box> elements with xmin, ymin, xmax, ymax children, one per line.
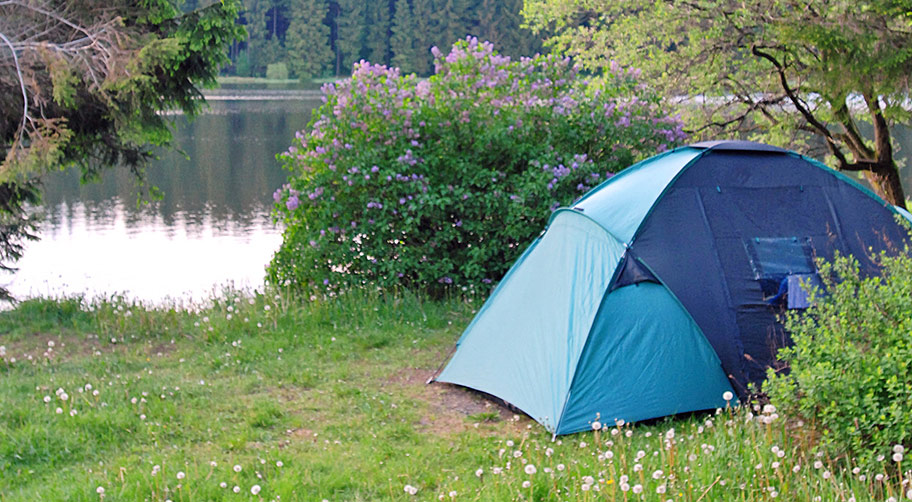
<box><xmin>634</xmin><ymin>464</ymin><xmax>643</xmax><ymax>472</ymax></box>
<box><xmin>475</xmin><ymin>468</ymin><xmax>483</xmax><ymax>477</ymax></box>
<box><xmin>448</xmin><ymin>490</ymin><xmax>457</xmax><ymax>498</ymax></box>
<box><xmin>250</xmin><ymin>485</ymin><xmax>261</xmax><ymax>495</ymax></box>
<box><xmin>792</xmin><ymin>465</ymin><xmax>801</xmax><ymax>473</ymax></box>
<box><xmin>814</xmin><ymin>460</ymin><xmax>823</xmax><ymax>469</ymax></box>
<box><xmin>59</xmin><ymin>392</ymin><xmax>69</xmax><ymax>401</ymax></box>
<box><xmin>633</xmin><ymin>484</ymin><xmax>643</xmax><ymax>494</ymax></box>
<box><xmin>43</xmin><ymin>395</ymin><xmax>51</xmax><ymax>403</ymax></box>
<box><xmin>176</xmin><ymin>472</ymin><xmax>185</xmax><ymax>480</ymax></box>
<box><xmin>522</xmin><ymin>481</ymin><xmax>531</xmax><ymax>488</ymax></box>
<box><xmin>220</xmin><ymin>482</ymin><xmax>228</xmax><ymax>488</ymax></box>
<box><xmin>556</xmin><ymin>464</ymin><xmax>565</xmax><ymax>471</ymax></box>
<box><xmin>657</xmin><ymin>484</ymin><xmax>667</xmax><ymax>494</ymax></box>
<box><xmin>276</xmin><ymin>461</ymin><xmax>283</xmax><ymax>467</ymax></box>
<box><xmin>55</xmin><ymin>407</ymin><xmax>63</xmax><ymax>414</ymax></box>
<box><xmin>722</xmin><ymin>391</ymin><xmax>734</xmax><ymax>401</ymax></box>
<box><xmin>233</xmin><ymin>486</ymin><xmax>241</xmax><ymax>493</ymax></box>
<box><xmin>545</xmin><ymin>447</ymin><xmax>554</xmax><ymax>457</ymax></box>
<box><xmin>823</xmin><ymin>470</ymin><xmax>832</xmax><ymax>479</ymax></box>
<box><xmin>404</xmin><ymin>484</ymin><xmax>418</xmax><ymax>495</ymax></box>
<box><xmin>895</xmin><ymin>444</ymin><xmax>906</xmax><ymax>454</ymax></box>
<box><xmin>96</xmin><ymin>486</ymin><xmax>105</xmax><ymax>494</ymax></box>
<box><xmin>525</xmin><ymin>464</ymin><xmax>537</xmax><ymax>475</ymax></box>
<box><xmin>592</xmin><ymin>421</ymin><xmax>602</xmax><ymax>430</ymax></box>
<box><xmin>652</xmin><ymin>470</ymin><xmax>663</xmax><ymax>479</ymax></box>
<box><xmin>234</xmin><ymin>464</ymin><xmax>242</xmax><ymax>473</ymax></box>
<box><xmin>894</xmin><ymin>452</ymin><xmax>904</xmax><ymax>462</ymax></box>
<box><xmin>492</xmin><ymin>467</ymin><xmax>503</xmax><ymax>475</ymax></box>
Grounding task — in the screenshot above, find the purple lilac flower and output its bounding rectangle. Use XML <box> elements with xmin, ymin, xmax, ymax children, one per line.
<box><xmin>286</xmin><ymin>195</ymin><xmax>299</xmax><ymax>211</ymax></box>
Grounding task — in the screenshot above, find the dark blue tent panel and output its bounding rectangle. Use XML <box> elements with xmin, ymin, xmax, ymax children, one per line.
<box><xmin>435</xmin><ymin>141</ymin><xmax>909</xmax><ymax>435</ymax></box>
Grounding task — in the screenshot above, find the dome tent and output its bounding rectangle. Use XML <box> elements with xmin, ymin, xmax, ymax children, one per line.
<box><xmin>434</xmin><ymin>140</ymin><xmax>910</xmax><ymax>435</ymax></box>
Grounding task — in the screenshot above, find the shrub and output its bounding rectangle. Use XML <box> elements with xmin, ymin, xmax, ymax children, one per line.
<box><xmin>269</xmin><ymin>38</ymin><xmax>686</xmax><ymax>295</ymax></box>
<box><xmin>766</xmin><ymin>248</ymin><xmax>912</xmax><ymax>466</ymax></box>
<box><xmin>266</xmin><ymin>62</ymin><xmax>289</xmax><ymax>81</ymax></box>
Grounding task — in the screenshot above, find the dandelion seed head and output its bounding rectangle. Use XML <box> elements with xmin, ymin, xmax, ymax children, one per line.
<box><xmin>233</xmin><ymin>464</ymin><xmax>242</xmax><ymax>473</ymax></box>
<box><xmin>722</xmin><ymin>391</ymin><xmax>733</xmax><ymax>401</ymax></box>
<box><xmin>250</xmin><ymin>485</ymin><xmax>261</xmax><ymax>495</ymax></box>
<box><xmin>524</xmin><ymin>464</ymin><xmax>537</xmax><ymax>475</ymax></box>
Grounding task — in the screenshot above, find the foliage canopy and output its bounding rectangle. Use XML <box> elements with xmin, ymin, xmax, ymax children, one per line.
<box><xmin>0</xmin><ymin>0</ymin><xmax>245</xmax><ymax>299</ymax></box>
<box><xmin>523</xmin><ymin>0</ymin><xmax>912</xmax><ymax>206</ymax></box>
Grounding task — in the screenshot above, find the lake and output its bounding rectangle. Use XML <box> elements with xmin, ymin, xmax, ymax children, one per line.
<box><xmin>3</xmin><ymin>89</ymin><xmax>912</xmax><ymax>304</ymax></box>
<box><xmin>1</xmin><ymin>89</ymin><xmax>322</xmax><ymax>304</ymax></box>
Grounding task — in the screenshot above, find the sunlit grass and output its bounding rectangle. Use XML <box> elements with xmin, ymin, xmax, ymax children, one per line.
<box><xmin>0</xmin><ymin>290</ymin><xmax>909</xmax><ymax>501</ymax></box>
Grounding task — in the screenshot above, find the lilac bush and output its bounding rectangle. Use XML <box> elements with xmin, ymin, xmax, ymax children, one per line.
<box><xmin>269</xmin><ymin>38</ymin><xmax>686</xmax><ymax>294</ymax></box>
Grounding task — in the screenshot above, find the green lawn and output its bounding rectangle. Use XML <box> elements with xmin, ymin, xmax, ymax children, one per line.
<box><xmin>0</xmin><ymin>291</ymin><xmax>907</xmax><ymax>501</ymax></box>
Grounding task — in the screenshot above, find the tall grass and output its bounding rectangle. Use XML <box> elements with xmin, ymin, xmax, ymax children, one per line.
<box><xmin>0</xmin><ymin>291</ymin><xmax>908</xmax><ymax>501</ymax></box>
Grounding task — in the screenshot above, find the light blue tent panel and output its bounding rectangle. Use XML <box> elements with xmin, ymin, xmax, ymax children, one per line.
<box><xmin>436</xmin><ymin>211</ymin><xmax>625</xmax><ymax>429</ymax></box>
<box><xmin>557</xmin><ymin>282</ymin><xmax>734</xmax><ymax>434</ymax></box>
<box><xmin>574</xmin><ymin>148</ymin><xmax>704</xmax><ymax>243</ymax></box>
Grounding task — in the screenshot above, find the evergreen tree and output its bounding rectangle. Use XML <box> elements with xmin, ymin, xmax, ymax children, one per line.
<box><xmin>243</xmin><ymin>0</ymin><xmax>271</xmax><ymax>75</ymax></box>
<box><xmin>411</xmin><ymin>0</ymin><xmax>435</xmax><ymax>75</ymax></box>
<box><xmin>364</xmin><ymin>1</ymin><xmax>392</xmax><ymax>65</ymax></box>
<box><xmin>476</xmin><ymin>0</ymin><xmax>541</xmax><ymax>58</ymax></box>
<box><xmin>430</xmin><ymin>0</ymin><xmax>472</xmax><ymax>52</ymax></box>
<box><xmin>390</xmin><ymin>0</ymin><xmax>418</xmax><ymax>73</ymax></box>
<box><xmin>333</xmin><ymin>0</ymin><xmax>366</xmax><ymax>75</ymax></box>
<box><xmin>286</xmin><ymin>0</ymin><xmax>333</xmax><ymax>79</ymax></box>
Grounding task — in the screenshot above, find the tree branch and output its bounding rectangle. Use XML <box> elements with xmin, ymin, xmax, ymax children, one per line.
<box><xmin>0</xmin><ymin>30</ymin><xmax>28</xmax><ymax>154</ymax></box>
<box><xmin>750</xmin><ymin>45</ymin><xmax>853</xmax><ymax>168</ymax></box>
<box><xmin>863</xmin><ymin>92</ymin><xmax>893</xmax><ymax>164</ymax></box>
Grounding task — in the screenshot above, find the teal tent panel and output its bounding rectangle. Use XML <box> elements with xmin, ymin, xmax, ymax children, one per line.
<box><xmin>436</xmin><ymin>211</ymin><xmax>625</xmax><ymax>431</ymax></box>
<box><xmin>573</xmin><ymin>148</ymin><xmax>703</xmax><ymax>243</ymax></box>
<box><xmin>557</xmin><ymin>282</ymin><xmax>734</xmax><ymax>434</ymax></box>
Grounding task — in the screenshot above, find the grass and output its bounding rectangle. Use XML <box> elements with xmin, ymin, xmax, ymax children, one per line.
<box><xmin>0</xmin><ymin>290</ymin><xmax>909</xmax><ymax>501</ymax></box>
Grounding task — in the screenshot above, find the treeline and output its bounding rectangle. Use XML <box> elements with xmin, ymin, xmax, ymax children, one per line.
<box><xmin>182</xmin><ymin>0</ymin><xmax>542</xmax><ymax>79</ymax></box>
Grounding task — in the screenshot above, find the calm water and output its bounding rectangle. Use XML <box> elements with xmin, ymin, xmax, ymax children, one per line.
<box><xmin>3</xmin><ymin>89</ymin><xmax>912</xmax><ymax>303</ymax></box>
<box><xmin>2</xmin><ymin>92</ymin><xmax>321</xmax><ymax>303</ymax></box>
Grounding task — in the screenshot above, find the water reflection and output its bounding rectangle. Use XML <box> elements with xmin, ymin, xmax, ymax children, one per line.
<box><xmin>3</xmin><ymin>94</ymin><xmax>320</xmax><ymax>303</ymax></box>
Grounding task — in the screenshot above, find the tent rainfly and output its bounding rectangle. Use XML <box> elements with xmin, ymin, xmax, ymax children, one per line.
<box><xmin>434</xmin><ymin>140</ymin><xmax>911</xmax><ymax>435</ymax></box>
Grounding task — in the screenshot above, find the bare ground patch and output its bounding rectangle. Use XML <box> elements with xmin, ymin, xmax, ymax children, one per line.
<box><xmin>385</xmin><ymin>367</ymin><xmax>525</xmax><ymax>435</ymax></box>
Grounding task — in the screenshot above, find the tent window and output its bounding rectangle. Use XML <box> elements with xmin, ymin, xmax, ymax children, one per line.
<box><xmin>743</xmin><ymin>237</ymin><xmax>819</xmax><ymax>308</ymax></box>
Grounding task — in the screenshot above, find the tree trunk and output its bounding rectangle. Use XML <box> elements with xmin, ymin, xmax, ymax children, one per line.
<box><xmin>864</xmin><ymin>162</ymin><xmax>906</xmax><ymax>208</ymax></box>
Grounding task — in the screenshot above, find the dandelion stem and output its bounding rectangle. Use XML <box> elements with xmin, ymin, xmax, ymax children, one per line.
<box><xmin>694</xmin><ymin>475</ymin><xmax>721</xmax><ymax>502</ymax></box>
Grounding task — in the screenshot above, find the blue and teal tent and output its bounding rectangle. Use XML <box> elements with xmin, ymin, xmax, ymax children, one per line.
<box><xmin>434</xmin><ymin>140</ymin><xmax>909</xmax><ymax>435</ymax></box>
